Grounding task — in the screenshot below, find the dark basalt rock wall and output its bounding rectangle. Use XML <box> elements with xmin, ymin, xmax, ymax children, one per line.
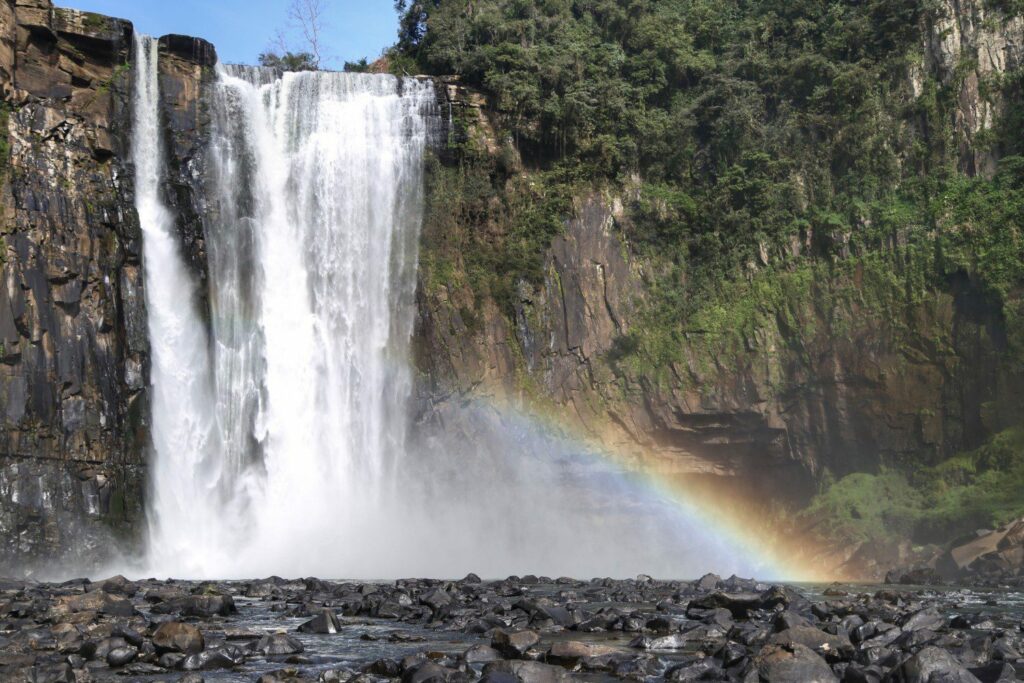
<box><xmin>0</xmin><ymin>0</ymin><xmax>215</xmax><ymax>574</ymax></box>
<box><xmin>0</xmin><ymin>0</ymin><xmax>143</xmax><ymax>574</ymax></box>
<box><xmin>156</xmin><ymin>33</ymin><xmax>217</xmax><ymax>293</ymax></box>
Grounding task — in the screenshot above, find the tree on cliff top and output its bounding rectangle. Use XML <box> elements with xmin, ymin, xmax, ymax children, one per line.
<box><xmin>263</xmin><ymin>0</ymin><xmax>330</xmax><ymax>70</ymax></box>
<box><xmin>259</xmin><ymin>51</ymin><xmax>318</xmax><ymax>72</ymax></box>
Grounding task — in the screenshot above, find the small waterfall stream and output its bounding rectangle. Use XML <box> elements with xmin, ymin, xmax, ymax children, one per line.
<box><xmin>132</xmin><ymin>35</ymin><xmax>225</xmax><ymax>571</ymax></box>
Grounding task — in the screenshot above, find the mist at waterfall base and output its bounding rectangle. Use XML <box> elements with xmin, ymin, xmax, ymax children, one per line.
<box><xmin>127</xmin><ymin>36</ymin><xmax>780</xmax><ymax>582</ymax></box>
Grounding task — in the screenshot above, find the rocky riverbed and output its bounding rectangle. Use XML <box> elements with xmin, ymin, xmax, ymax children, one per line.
<box><xmin>1</xmin><ymin>573</ymin><xmax>1023</xmax><ymax>682</ymax></box>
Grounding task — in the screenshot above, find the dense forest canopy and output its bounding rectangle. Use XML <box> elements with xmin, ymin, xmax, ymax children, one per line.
<box><xmin>393</xmin><ymin>0</ymin><xmax>1023</xmax><ymax>316</ymax></box>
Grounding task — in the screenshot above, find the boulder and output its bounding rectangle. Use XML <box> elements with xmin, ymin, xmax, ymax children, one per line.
<box><xmin>94</xmin><ymin>636</ymin><xmax>129</xmax><ymax>660</ymax></box>
<box><xmin>182</xmin><ymin>594</ymin><xmax>236</xmax><ymax>617</ymax></box>
<box><xmin>106</xmin><ymin>645</ymin><xmax>138</xmax><ymax>666</ymax></box>
<box><xmin>255</xmin><ymin>633</ymin><xmax>305</xmax><ymax>656</ymax></box>
<box><xmin>898</xmin><ymin>646</ymin><xmax>982</xmax><ymax>683</ymax></box>
<box><xmin>152</xmin><ymin>621</ymin><xmax>205</xmax><ymax>654</ymax></box>
<box><xmin>158</xmin><ymin>652</ymin><xmax>186</xmax><ymax>669</ymax></box>
<box><xmin>419</xmin><ymin>588</ymin><xmax>453</xmax><ymax>613</ymax></box>
<box><xmin>99</xmin><ymin>575</ymin><xmax>138</xmax><ymax>595</ymax></box>
<box><xmin>402</xmin><ymin>661</ymin><xmax>454</xmax><ymax>683</ymax></box>
<box><xmin>769</xmin><ymin>626</ymin><xmax>855</xmax><ymax>662</ymax></box>
<box><xmin>181</xmin><ymin>645</ymin><xmax>246</xmax><ymax>670</ymax></box>
<box><xmin>688</xmin><ymin>586</ymin><xmax>787</xmax><ymax>618</ymax></box>
<box><xmin>545</xmin><ymin>640</ymin><xmax>617</xmax><ymax>666</ymax></box>
<box><xmin>774</xmin><ymin>611</ymin><xmax>814</xmax><ymax>632</ymax></box>
<box><xmin>482</xmin><ymin>660</ymin><xmax>571</xmax><ymax>683</ymax></box>
<box><xmin>901</xmin><ymin>608</ymin><xmax>947</xmax><ymax>633</ymax></box>
<box><xmin>694</xmin><ymin>573</ymin><xmax>721</xmax><ymax>591</ymax></box>
<box><xmin>752</xmin><ymin>643</ymin><xmax>838</xmax><ymax>682</ymax></box>
<box><xmin>63</xmin><ymin>590</ymin><xmax>135</xmax><ymax>617</ymax></box>
<box><xmin>492</xmin><ymin>629</ymin><xmax>541</xmax><ymax>658</ymax></box>
<box><xmin>717</xmin><ymin>641</ymin><xmax>748</xmax><ymax>667</ymax></box>
<box><xmin>298</xmin><ymin>608</ymin><xmax>342</xmax><ymax>634</ymax></box>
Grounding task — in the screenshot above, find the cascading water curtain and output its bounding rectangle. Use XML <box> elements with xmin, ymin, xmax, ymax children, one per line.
<box><xmin>140</xmin><ymin>62</ymin><xmax>436</xmax><ymax>578</ymax></box>
<box><xmin>133</xmin><ymin>35</ymin><xmax>234</xmax><ymax>575</ymax></box>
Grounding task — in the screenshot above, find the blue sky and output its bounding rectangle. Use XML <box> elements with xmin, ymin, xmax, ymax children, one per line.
<box><xmin>59</xmin><ymin>0</ymin><xmax>401</xmax><ymax>66</ymax></box>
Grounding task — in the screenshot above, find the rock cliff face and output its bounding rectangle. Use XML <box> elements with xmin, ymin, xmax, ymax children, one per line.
<box><xmin>412</xmin><ymin>1</ymin><xmax>1024</xmax><ymax>519</ymax></box>
<box><xmin>924</xmin><ymin>0</ymin><xmax>1024</xmax><ymax>176</ymax></box>
<box><xmin>0</xmin><ymin>0</ymin><xmax>214</xmax><ymax>574</ymax></box>
<box><xmin>0</xmin><ymin>0</ymin><xmax>142</xmax><ymax>574</ymax></box>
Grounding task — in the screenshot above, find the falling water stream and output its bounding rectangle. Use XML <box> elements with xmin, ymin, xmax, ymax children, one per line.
<box><xmin>133</xmin><ymin>35</ymin><xmax>224</xmax><ymax>572</ymax></box>
<box><xmin>133</xmin><ymin>40</ymin><xmax>774</xmax><ymax>581</ymax></box>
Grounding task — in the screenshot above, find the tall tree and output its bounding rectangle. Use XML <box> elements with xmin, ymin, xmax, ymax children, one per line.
<box><xmin>264</xmin><ymin>0</ymin><xmax>330</xmax><ymax>70</ymax></box>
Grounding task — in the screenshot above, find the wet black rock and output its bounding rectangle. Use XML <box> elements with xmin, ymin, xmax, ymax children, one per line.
<box><xmin>899</xmin><ymin>645</ymin><xmax>983</xmax><ymax>682</ymax></box>
<box><xmin>105</xmin><ymin>644</ymin><xmax>137</xmax><ymax>666</ymax></box>
<box><xmin>256</xmin><ymin>633</ymin><xmax>306</xmax><ymax>656</ymax></box>
<box><xmin>902</xmin><ymin>607</ymin><xmax>948</xmax><ymax>632</ymax></box>
<box><xmin>492</xmin><ymin>629</ymin><xmax>541</xmax><ymax>659</ymax></box>
<box><xmin>61</xmin><ymin>590</ymin><xmax>136</xmax><ymax>617</ymax></box>
<box><xmin>482</xmin><ymin>660</ymin><xmax>570</xmax><ymax>683</ymax></box>
<box><xmin>694</xmin><ymin>573</ymin><xmax>722</xmax><ymax>591</ymax></box>
<box><xmin>753</xmin><ymin>642</ymin><xmax>838</xmax><ymax>682</ymax></box>
<box><xmin>403</xmin><ymin>660</ymin><xmax>458</xmax><ymax>683</ymax></box>
<box><xmin>182</xmin><ymin>593</ymin><xmax>237</xmax><ymax>617</ymax></box>
<box><xmin>770</xmin><ymin>626</ymin><xmax>855</xmax><ymax>662</ymax></box>
<box><xmin>298</xmin><ymin>608</ymin><xmax>343</xmax><ymax>634</ymax></box>
<box><xmin>688</xmin><ymin>586</ymin><xmax>787</xmax><ymax>618</ymax></box>
<box><xmin>182</xmin><ymin>644</ymin><xmax>247</xmax><ymax>670</ymax></box>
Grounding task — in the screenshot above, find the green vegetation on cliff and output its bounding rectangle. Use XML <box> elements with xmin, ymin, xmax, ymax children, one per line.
<box><xmin>396</xmin><ymin>0</ymin><xmax>1024</xmax><ymax>549</ymax></box>
<box><xmin>808</xmin><ymin>427</ymin><xmax>1024</xmax><ymax>546</ymax></box>
<box><xmin>397</xmin><ymin>0</ymin><xmax>1023</xmax><ymax>338</ymax></box>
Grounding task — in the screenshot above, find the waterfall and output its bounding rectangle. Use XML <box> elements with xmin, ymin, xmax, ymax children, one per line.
<box><xmin>134</xmin><ymin>48</ymin><xmax>768</xmax><ymax>580</ymax></box>
<box><xmin>132</xmin><ymin>35</ymin><xmax>227</xmax><ymax>572</ymax></box>
<box><xmin>137</xmin><ymin>52</ymin><xmax>436</xmax><ymax>577</ymax></box>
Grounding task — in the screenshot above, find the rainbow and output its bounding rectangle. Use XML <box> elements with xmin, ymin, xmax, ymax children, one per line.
<box><xmin>448</xmin><ymin>392</ymin><xmax>833</xmax><ymax>582</ymax></box>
